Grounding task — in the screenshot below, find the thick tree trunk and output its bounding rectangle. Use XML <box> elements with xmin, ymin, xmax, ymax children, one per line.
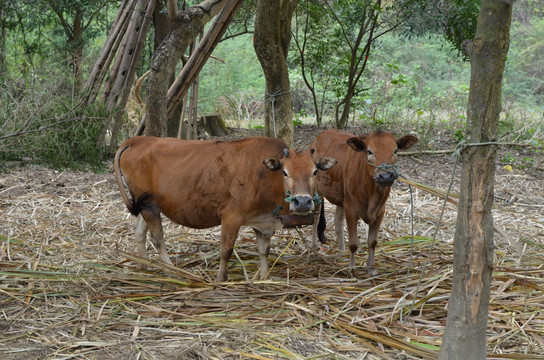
<box><xmin>153</xmin><ymin>0</ymin><xmax>182</xmax><ymax>137</ymax></box>
<box><xmin>165</xmin><ymin>0</ymin><xmax>243</xmax><ymax>125</ymax></box>
<box><xmin>145</xmin><ymin>0</ymin><xmax>231</xmax><ymax>137</ymax></box>
<box><xmin>439</xmin><ymin>1</ymin><xmax>513</xmax><ymax>359</ymax></box>
<box><xmin>253</xmin><ymin>0</ymin><xmax>297</xmax><ymax>148</ymax></box>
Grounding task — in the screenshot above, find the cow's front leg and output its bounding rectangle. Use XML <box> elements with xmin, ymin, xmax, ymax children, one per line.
<box><xmin>255</xmin><ymin>229</ymin><xmax>272</xmax><ymax>280</ymax></box>
<box><xmin>344</xmin><ymin>208</ymin><xmax>359</xmax><ymax>269</ymax></box>
<box><xmin>218</xmin><ymin>221</ymin><xmax>241</xmax><ymax>282</ymax></box>
<box><xmin>366</xmin><ymin>211</ymin><xmax>385</xmax><ymax>277</ymax></box>
<box><xmin>334</xmin><ymin>206</ymin><xmax>346</xmax><ymax>251</ymax></box>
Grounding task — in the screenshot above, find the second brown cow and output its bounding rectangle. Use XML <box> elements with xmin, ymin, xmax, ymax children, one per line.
<box><xmin>310</xmin><ymin>129</ymin><xmax>418</xmax><ymax>276</ymax></box>
<box><xmin>114</xmin><ymin>136</ymin><xmax>336</xmax><ymax>281</ymax></box>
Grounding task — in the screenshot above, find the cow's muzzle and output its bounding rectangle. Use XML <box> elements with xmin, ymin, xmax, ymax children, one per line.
<box><xmin>375</xmin><ymin>171</ymin><xmax>398</xmax><ymax>186</ymax></box>
<box><xmin>369</xmin><ymin>161</ymin><xmax>400</xmax><ymax>187</ymax></box>
<box><xmin>289</xmin><ymin>195</ymin><xmax>315</xmax><ymax>214</ymax></box>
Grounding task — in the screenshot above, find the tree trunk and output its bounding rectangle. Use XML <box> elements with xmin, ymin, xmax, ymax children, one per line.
<box><xmin>186</xmin><ymin>46</ymin><xmax>200</xmax><ymax>140</ymax></box>
<box><xmin>334</xmin><ymin>2</ymin><xmax>378</xmax><ymax>129</ymax></box>
<box><xmin>253</xmin><ymin>0</ymin><xmax>298</xmax><ymax>148</ymax></box>
<box><xmin>145</xmin><ymin>0</ymin><xmax>232</xmax><ymax>137</ymax></box>
<box><xmin>438</xmin><ymin>1</ymin><xmax>513</xmax><ymax>359</ymax></box>
<box><xmin>0</xmin><ymin>1</ymin><xmax>6</xmax><ymax>80</ymax></box>
<box><xmin>153</xmin><ymin>0</ymin><xmax>183</xmax><ymax>137</ymax></box>
<box><xmin>165</xmin><ymin>0</ymin><xmax>243</xmax><ymax>125</ymax></box>
<box><xmin>71</xmin><ymin>8</ymin><xmax>84</xmax><ymax>94</ymax></box>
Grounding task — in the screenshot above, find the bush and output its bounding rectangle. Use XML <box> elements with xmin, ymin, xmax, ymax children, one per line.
<box><xmin>0</xmin><ymin>82</ymin><xmax>109</xmax><ymax>170</ymax></box>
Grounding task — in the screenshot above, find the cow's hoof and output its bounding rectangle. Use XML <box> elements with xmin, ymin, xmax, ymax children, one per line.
<box><xmin>367</xmin><ymin>267</ymin><xmax>378</xmax><ymax>277</ymax></box>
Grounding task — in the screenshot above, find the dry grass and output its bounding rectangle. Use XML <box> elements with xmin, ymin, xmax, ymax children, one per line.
<box><xmin>0</xmin><ymin>156</ymin><xmax>543</xmax><ymax>359</ymax></box>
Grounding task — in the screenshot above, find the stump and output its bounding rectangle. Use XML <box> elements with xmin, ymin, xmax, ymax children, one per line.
<box><xmin>200</xmin><ymin>114</ymin><xmax>228</xmax><ymax>137</ymax></box>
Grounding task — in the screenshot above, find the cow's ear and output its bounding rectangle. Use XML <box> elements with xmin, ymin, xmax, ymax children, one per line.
<box><xmin>346</xmin><ymin>137</ymin><xmax>367</xmax><ymax>152</ymax></box>
<box><xmin>316</xmin><ymin>157</ymin><xmax>337</xmax><ymax>171</ymax></box>
<box><xmin>263</xmin><ymin>158</ymin><xmax>283</xmax><ymax>171</ymax></box>
<box><xmin>397</xmin><ymin>135</ymin><xmax>418</xmax><ymax>150</ymax></box>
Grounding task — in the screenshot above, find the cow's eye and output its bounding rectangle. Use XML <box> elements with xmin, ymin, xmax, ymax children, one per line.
<box><xmin>368</xmin><ymin>150</ymin><xmax>374</xmax><ymax>156</ymax></box>
<box><xmin>394</xmin><ymin>149</ymin><xmax>398</xmax><ymax>155</ymax></box>
<box><xmin>313</xmin><ymin>169</ymin><xmax>318</xmax><ymax>176</ymax></box>
<box><xmin>283</xmin><ymin>170</ymin><xmax>289</xmax><ymax>177</ymax></box>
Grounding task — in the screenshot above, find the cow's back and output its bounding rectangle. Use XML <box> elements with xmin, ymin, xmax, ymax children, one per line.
<box><xmin>118</xmin><ymin>136</ymin><xmax>287</xmax><ymax>229</ymax></box>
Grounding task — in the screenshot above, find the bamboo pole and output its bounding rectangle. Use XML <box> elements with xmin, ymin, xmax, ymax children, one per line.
<box><xmin>166</xmin><ymin>0</ymin><xmax>244</xmax><ymax>120</ymax></box>
<box><xmin>108</xmin><ymin>0</ymin><xmax>157</xmax><ymax>154</ymax></box>
<box><xmin>83</xmin><ymin>0</ymin><xmax>136</xmax><ymax>104</ymax></box>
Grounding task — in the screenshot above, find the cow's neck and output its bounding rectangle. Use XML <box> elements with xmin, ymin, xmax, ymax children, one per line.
<box><xmin>367</xmin><ymin>183</ymin><xmax>390</xmax><ymax>219</ymax></box>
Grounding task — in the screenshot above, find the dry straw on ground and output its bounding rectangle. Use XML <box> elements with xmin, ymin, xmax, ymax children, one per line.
<box><xmin>0</xmin><ymin>149</ymin><xmax>543</xmax><ymax>359</ymax></box>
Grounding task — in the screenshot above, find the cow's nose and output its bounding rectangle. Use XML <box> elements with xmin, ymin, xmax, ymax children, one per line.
<box><xmin>376</xmin><ymin>171</ymin><xmax>397</xmax><ymax>186</ymax></box>
<box><xmin>291</xmin><ymin>195</ymin><xmax>314</xmax><ymax>214</ymax></box>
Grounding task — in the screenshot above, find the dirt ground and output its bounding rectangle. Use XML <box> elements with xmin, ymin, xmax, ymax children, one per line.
<box><xmin>1</xmin><ymin>124</ymin><xmax>543</xmax><ymax>359</ymax></box>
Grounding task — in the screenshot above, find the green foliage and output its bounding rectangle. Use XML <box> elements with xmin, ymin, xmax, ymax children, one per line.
<box><xmin>37</xmin><ymin>104</ymin><xmax>109</xmax><ymax>170</ymax></box>
<box><xmin>1</xmin><ymin>0</ymin><xmax>543</xmax><ymax>169</ymax></box>
<box><xmin>503</xmin><ymin>16</ymin><xmax>544</xmax><ymax>107</ymax></box>
<box><xmin>0</xmin><ymin>0</ymin><xmax>113</xmax><ymax>88</ymax></box>
<box><xmin>0</xmin><ymin>81</ymin><xmax>109</xmax><ymax>170</ymax></box>
<box><xmin>199</xmin><ymin>34</ymin><xmax>265</xmax><ymax>117</ymax></box>
<box><xmin>400</xmin><ymin>0</ymin><xmax>479</xmax><ymax>54</ymax></box>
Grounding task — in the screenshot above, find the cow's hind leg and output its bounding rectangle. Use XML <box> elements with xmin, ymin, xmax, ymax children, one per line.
<box><xmin>140</xmin><ymin>207</ymin><xmax>172</xmax><ymax>265</ymax></box>
<box><xmin>344</xmin><ymin>208</ymin><xmax>359</xmax><ymax>269</ymax></box>
<box><xmin>310</xmin><ymin>203</ymin><xmax>324</xmax><ymax>250</ymax></box>
<box><xmin>135</xmin><ymin>214</ymin><xmax>149</xmax><ymax>268</ymax></box>
<box><xmin>254</xmin><ymin>229</ymin><xmax>272</xmax><ymax>280</ymax></box>
<box><xmin>335</xmin><ymin>206</ymin><xmax>346</xmax><ymax>251</ymax></box>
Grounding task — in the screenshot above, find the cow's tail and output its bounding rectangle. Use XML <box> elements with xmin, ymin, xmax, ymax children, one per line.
<box><xmin>317</xmin><ymin>199</ymin><xmax>327</xmax><ymax>244</ymax></box>
<box><xmin>114</xmin><ymin>143</ymin><xmax>138</xmax><ymax>216</ymax></box>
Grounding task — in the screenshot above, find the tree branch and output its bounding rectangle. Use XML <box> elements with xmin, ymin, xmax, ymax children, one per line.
<box><xmin>167</xmin><ymin>0</ymin><xmax>179</xmax><ymax>20</ymax></box>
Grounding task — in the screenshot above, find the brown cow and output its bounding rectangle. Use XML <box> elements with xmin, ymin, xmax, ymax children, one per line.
<box><xmin>114</xmin><ymin>136</ymin><xmax>336</xmax><ymax>281</ymax></box>
<box><xmin>310</xmin><ymin>129</ymin><xmax>418</xmax><ymax>276</ymax></box>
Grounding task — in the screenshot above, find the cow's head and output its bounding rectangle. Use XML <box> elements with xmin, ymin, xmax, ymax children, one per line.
<box><xmin>264</xmin><ymin>149</ymin><xmax>336</xmax><ymax>215</ymax></box>
<box><xmin>347</xmin><ymin>131</ymin><xmax>418</xmax><ymax>186</ymax></box>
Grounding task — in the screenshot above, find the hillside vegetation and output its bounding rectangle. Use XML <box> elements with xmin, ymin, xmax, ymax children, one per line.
<box><xmin>0</xmin><ymin>3</ymin><xmax>542</xmax><ymax>169</ymax></box>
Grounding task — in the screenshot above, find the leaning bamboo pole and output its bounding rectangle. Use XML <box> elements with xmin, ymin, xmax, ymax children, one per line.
<box><xmin>166</xmin><ymin>0</ymin><xmax>244</xmax><ymax>120</ymax></box>
<box><xmin>106</xmin><ymin>0</ymin><xmax>148</xmax><ymax>109</ymax></box>
<box><xmin>135</xmin><ymin>0</ymin><xmax>243</xmax><ymax>136</ymax></box>
<box><xmin>108</xmin><ymin>0</ymin><xmax>157</xmax><ymax>154</ymax></box>
<box><xmin>83</xmin><ymin>0</ymin><xmax>136</xmax><ymax>104</ymax></box>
